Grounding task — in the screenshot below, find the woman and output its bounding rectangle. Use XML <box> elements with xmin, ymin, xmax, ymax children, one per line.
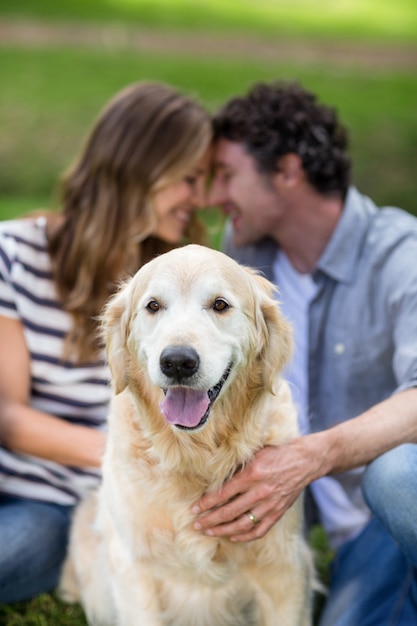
<box><xmin>0</xmin><ymin>81</ymin><xmax>212</xmax><ymax>603</ymax></box>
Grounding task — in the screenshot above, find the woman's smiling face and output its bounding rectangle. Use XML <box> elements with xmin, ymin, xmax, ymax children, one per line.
<box><xmin>152</xmin><ymin>150</ymin><xmax>211</xmax><ymax>244</ymax></box>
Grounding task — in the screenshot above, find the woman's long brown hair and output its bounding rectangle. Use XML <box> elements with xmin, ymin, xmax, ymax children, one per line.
<box><xmin>47</xmin><ymin>82</ymin><xmax>211</xmax><ymax>363</ymax></box>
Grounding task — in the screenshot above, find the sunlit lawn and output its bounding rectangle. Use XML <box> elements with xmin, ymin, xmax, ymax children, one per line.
<box><xmin>0</xmin><ymin>44</ymin><xmax>416</xmax><ymax>218</ymax></box>
<box><xmin>1</xmin><ymin>0</ymin><xmax>416</xmax><ymax>42</ymax></box>
<box><xmin>1</xmin><ymin>0</ymin><xmax>416</xmax><ymax>216</ymax></box>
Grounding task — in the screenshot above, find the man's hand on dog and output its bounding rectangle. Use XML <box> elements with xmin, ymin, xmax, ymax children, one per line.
<box><xmin>192</xmin><ymin>437</ymin><xmax>325</xmax><ymax>541</ymax></box>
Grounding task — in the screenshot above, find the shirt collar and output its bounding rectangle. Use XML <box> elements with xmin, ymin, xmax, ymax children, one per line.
<box><xmin>315</xmin><ymin>187</ymin><xmax>378</xmax><ymax>284</ymax></box>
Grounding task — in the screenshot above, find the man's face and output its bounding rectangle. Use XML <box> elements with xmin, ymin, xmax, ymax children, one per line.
<box><xmin>209</xmin><ymin>139</ymin><xmax>282</xmax><ymax>247</ymax></box>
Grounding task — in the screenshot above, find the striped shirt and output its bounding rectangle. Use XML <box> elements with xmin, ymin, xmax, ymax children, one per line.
<box><xmin>0</xmin><ymin>217</ymin><xmax>110</xmax><ymax>505</ymax></box>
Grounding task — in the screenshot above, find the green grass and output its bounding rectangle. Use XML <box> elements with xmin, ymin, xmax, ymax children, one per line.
<box><xmin>2</xmin><ymin>0</ymin><xmax>417</xmax><ymax>43</ymax></box>
<box><xmin>0</xmin><ymin>595</ymin><xmax>87</xmax><ymax>626</ymax></box>
<box><xmin>1</xmin><ymin>45</ymin><xmax>416</xmax><ymax>218</ymax></box>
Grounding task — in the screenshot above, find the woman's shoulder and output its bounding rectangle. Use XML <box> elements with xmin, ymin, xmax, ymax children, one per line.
<box><xmin>0</xmin><ymin>215</ymin><xmax>51</xmax><ymax>270</ymax></box>
<box><xmin>0</xmin><ymin>215</ymin><xmax>48</xmax><ymax>246</ymax></box>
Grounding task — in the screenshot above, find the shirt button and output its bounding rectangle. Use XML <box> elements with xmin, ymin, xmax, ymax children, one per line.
<box><xmin>334</xmin><ymin>342</ymin><xmax>345</xmax><ymax>354</ymax></box>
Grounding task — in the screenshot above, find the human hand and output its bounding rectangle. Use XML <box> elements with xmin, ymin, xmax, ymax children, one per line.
<box><xmin>192</xmin><ymin>437</ymin><xmax>323</xmax><ymax>542</ymax></box>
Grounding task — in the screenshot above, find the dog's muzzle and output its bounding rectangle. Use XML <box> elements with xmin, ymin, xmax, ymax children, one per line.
<box><xmin>159</xmin><ymin>349</ymin><xmax>232</xmax><ymax>430</ymax></box>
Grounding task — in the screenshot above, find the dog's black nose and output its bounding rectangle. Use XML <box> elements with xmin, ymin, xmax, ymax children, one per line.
<box><xmin>160</xmin><ymin>346</ymin><xmax>200</xmax><ymax>381</ymax></box>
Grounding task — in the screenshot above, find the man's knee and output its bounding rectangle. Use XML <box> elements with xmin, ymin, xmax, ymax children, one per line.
<box><xmin>363</xmin><ymin>444</ymin><xmax>417</xmax><ymax>515</ymax></box>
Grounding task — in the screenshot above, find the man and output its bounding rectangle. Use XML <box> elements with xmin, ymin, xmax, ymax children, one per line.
<box><xmin>192</xmin><ymin>81</ymin><xmax>417</xmax><ymax>625</ymax></box>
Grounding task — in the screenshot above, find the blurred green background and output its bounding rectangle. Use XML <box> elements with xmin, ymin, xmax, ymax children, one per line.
<box><xmin>0</xmin><ymin>0</ymin><xmax>416</xmax><ymax>231</ymax></box>
<box><xmin>0</xmin><ymin>1</ymin><xmax>416</xmax><ymax>622</ymax></box>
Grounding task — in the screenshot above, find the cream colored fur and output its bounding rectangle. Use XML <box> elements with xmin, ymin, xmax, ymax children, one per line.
<box><xmin>59</xmin><ymin>244</ymin><xmax>314</xmax><ymax>626</ymax></box>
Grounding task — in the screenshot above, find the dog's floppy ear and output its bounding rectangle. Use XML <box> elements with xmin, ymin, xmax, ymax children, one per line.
<box><xmin>249</xmin><ymin>270</ymin><xmax>293</xmax><ymax>392</ymax></box>
<box><xmin>101</xmin><ymin>279</ymin><xmax>134</xmax><ymax>395</ymax></box>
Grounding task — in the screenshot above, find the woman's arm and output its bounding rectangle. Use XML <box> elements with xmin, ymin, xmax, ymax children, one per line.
<box><xmin>0</xmin><ymin>315</ymin><xmax>106</xmax><ymax>468</ymax></box>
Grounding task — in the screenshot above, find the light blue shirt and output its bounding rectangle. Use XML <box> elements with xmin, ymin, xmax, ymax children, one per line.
<box><xmin>223</xmin><ymin>187</ymin><xmax>417</xmax><ymax>545</ymax></box>
<box><xmin>272</xmin><ymin>250</ymin><xmax>318</xmax><ymax>435</ymax></box>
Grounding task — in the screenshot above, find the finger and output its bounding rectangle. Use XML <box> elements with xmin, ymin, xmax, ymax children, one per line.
<box><xmin>196</xmin><ymin>495</ymin><xmax>272</xmax><ymax>533</ymax></box>
<box><xmin>230</xmin><ymin>520</ymin><xmax>272</xmax><ymax>542</ymax></box>
<box><xmin>205</xmin><ymin>511</ymin><xmax>276</xmax><ymax>542</ymax></box>
<box><xmin>229</xmin><ymin>511</ymin><xmax>280</xmax><ymax>542</ymax></box>
<box><xmin>193</xmin><ymin>491</ymin><xmax>256</xmax><ymax>530</ymax></box>
<box><xmin>192</xmin><ymin>473</ymin><xmax>247</xmax><ymax>515</ymax></box>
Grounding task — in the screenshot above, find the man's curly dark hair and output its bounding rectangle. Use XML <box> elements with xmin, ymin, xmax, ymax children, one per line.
<box><xmin>213</xmin><ymin>81</ymin><xmax>351</xmax><ymax>196</ymax></box>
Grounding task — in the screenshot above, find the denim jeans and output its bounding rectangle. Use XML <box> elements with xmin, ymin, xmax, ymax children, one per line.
<box><xmin>0</xmin><ymin>494</ymin><xmax>74</xmax><ymax>603</ymax></box>
<box><xmin>319</xmin><ymin>444</ymin><xmax>417</xmax><ymax>626</ymax></box>
<box><xmin>363</xmin><ymin>444</ymin><xmax>417</xmax><ymax>568</ymax></box>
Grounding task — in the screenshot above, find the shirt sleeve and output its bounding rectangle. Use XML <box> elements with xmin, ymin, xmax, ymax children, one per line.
<box><xmin>0</xmin><ymin>230</ymin><xmax>19</xmax><ymax>320</ymax></box>
<box><xmin>385</xmin><ymin>235</ymin><xmax>417</xmax><ymax>392</ymax></box>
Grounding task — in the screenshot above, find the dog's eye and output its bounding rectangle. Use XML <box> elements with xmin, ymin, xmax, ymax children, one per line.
<box><xmin>146</xmin><ymin>299</ymin><xmax>160</xmax><ymax>313</ymax></box>
<box><xmin>212</xmin><ymin>298</ymin><xmax>230</xmax><ymax>312</ymax></box>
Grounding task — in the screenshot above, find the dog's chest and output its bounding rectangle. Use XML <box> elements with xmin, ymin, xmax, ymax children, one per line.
<box><xmin>123</xmin><ymin>478</ymin><xmax>251</xmax><ymax>584</ymax></box>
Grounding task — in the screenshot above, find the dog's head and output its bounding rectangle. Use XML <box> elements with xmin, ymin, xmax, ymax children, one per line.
<box><xmin>103</xmin><ymin>245</ymin><xmax>292</xmax><ymax>432</ymax></box>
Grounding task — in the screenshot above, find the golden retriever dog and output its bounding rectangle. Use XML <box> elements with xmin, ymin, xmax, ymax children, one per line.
<box><xmin>59</xmin><ymin>244</ymin><xmax>314</xmax><ymax>626</ymax></box>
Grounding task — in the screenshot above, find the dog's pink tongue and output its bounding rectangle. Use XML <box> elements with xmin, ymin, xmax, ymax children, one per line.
<box><xmin>159</xmin><ymin>387</ymin><xmax>209</xmax><ymax>427</ymax></box>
